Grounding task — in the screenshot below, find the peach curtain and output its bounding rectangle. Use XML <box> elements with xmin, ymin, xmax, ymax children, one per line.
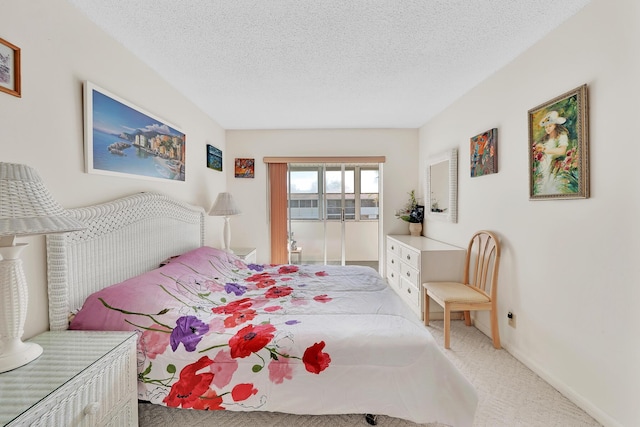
<box><xmin>268</xmin><ymin>163</ymin><xmax>288</xmax><ymax>264</ymax></box>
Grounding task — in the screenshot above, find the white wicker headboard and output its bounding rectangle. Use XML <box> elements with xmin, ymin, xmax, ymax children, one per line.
<box><xmin>46</xmin><ymin>192</ymin><xmax>205</xmax><ymax>331</ymax></box>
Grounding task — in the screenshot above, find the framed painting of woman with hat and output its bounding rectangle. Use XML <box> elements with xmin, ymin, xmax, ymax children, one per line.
<box><xmin>528</xmin><ymin>84</ymin><xmax>589</xmax><ymax>200</ymax></box>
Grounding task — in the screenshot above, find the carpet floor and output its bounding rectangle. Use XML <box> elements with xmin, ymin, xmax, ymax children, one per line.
<box><xmin>138</xmin><ymin>320</ymin><xmax>602</xmax><ymax>427</ymax></box>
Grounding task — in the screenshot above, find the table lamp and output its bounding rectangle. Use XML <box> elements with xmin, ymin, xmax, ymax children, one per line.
<box><xmin>208</xmin><ymin>192</ymin><xmax>241</xmax><ymax>253</ymax></box>
<box><xmin>0</xmin><ymin>162</ymin><xmax>85</xmax><ymax>373</ymax></box>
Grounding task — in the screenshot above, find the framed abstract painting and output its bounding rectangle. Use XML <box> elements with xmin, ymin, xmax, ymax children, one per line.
<box><xmin>528</xmin><ymin>84</ymin><xmax>589</xmax><ymax>200</ymax></box>
<box><xmin>235</xmin><ymin>158</ymin><xmax>255</xmax><ymax>178</ymax></box>
<box><xmin>207</xmin><ymin>145</ymin><xmax>222</xmax><ymax>171</ymax></box>
<box><xmin>470</xmin><ymin>128</ymin><xmax>497</xmax><ymax>177</ymax></box>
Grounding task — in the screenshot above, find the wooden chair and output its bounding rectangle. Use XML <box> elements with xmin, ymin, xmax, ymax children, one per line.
<box><xmin>423</xmin><ymin>230</ymin><xmax>501</xmax><ymax>349</ymax></box>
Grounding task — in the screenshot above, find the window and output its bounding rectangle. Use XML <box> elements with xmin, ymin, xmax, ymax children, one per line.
<box><xmin>288</xmin><ymin>164</ymin><xmax>378</xmax><ymax>221</ymax></box>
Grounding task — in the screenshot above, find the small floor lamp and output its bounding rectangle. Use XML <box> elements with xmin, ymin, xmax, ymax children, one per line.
<box><xmin>0</xmin><ymin>163</ymin><xmax>85</xmax><ymax>373</ymax></box>
<box><xmin>208</xmin><ymin>192</ymin><xmax>241</xmax><ymax>253</ymax></box>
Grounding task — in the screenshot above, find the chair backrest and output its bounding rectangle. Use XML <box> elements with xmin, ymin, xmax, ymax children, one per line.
<box><xmin>463</xmin><ymin>231</ymin><xmax>501</xmax><ymax>299</ymax></box>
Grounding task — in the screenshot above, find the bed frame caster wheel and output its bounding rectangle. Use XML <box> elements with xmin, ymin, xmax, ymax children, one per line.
<box><xmin>365</xmin><ymin>414</ymin><xmax>378</xmax><ymax>425</ymax></box>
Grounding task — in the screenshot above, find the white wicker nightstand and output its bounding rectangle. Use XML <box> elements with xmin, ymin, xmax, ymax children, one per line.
<box><xmin>0</xmin><ymin>331</ymin><xmax>138</xmax><ymax>426</ymax></box>
<box><xmin>232</xmin><ymin>247</ymin><xmax>257</xmax><ymax>264</ymax></box>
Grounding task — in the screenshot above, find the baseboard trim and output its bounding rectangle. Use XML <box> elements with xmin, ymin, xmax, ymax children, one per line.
<box><xmin>472</xmin><ymin>319</ymin><xmax>621</xmax><ymax>427</ymax></box>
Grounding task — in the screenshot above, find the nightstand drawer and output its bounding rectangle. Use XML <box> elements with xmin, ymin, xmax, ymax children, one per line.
<box><xmin>1</xmin><ymin>332</ymin><xmax>137</xmax><ymax>427</ymax></box>
<box><xmin>22</xmin><ymin>344</ymin><xmax>135</xmax><ymax>426</ymax></box>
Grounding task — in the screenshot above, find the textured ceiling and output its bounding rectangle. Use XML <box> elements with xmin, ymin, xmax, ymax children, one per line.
<box><xmin>67</xmin><ymin>0</ymin><xmax>592</xmax><ymax>130</ymax></box>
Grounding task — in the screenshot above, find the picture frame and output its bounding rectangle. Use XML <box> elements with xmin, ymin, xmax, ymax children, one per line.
<box><xmin>470</xmin><ymin>128</ymin><xmax>498</xmax><ymax>177</ymax></box>
<box><xmin>84</xmin><ymin>81</ymin><xmax>186</xmax><ymax>182</ymax></box>
<box><xmin>528</xmin><ymin>84</ymin><xmax>589</xmax><ymax>200</ymax></box>
<box><xmin>0</xmin><ymin>37</ymin><xmax>21</xmax><ymax>97</ymax></box>
<box><xmin>235</xmin><ymin>158</ymin><xmax>255</xmax><ymax>178</ymax></box>
<box><xmin>207</xmin><ymin>144</ymin><xmax>222</xmax><ymax>171</ymax></box>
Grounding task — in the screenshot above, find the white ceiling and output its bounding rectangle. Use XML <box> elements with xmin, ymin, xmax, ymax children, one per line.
<box><xmin>67</xmin><ymin>0</ymin><xmax>592</xmax><ymax>130</ymax></box>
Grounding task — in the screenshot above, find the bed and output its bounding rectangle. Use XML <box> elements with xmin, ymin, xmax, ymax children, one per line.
<box><xmin>46</xmin><ymin>192</ymin><xmax>477</xmax><ymax>426</ymax></box>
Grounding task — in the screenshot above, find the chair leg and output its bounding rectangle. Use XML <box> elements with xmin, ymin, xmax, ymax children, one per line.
<box><xmin>424</xmin><ymin>293</ymin><xmax>430</xmax><ymax>326</ymax></box>
<box><xmin>490</xmin><ymin>308</ymin><xmax>501</xmax><ymax>349</ymax></box>
<box><xmin>463</xmin><ymin>310</ymin><xmax>472</xmax><ymax>326</ymax></box>
<box><xmin>444</xmin><ymin>305</ymin><xmax>451</xmax><ymax>349</ymax></box>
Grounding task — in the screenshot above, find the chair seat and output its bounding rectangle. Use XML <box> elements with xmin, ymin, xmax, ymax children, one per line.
<box><xmin>425</xmin><ymin>281</ymin><xmax>490</xmax><ymax>304</ymax></box>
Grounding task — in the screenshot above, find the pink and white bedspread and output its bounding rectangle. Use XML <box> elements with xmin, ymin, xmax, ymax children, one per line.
<box><xmin>71</xmin><ymin>246</ymin><xmax>477</xmax><ymax>426</ymax></box>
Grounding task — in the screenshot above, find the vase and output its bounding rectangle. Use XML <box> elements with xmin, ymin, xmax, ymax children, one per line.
<box><xmin>408</xmin><ymin>222</ymin><xmax>422</xmax><ymax>236</ymax></box>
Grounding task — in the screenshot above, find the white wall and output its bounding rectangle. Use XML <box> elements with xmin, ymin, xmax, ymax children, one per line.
<box><xmin>225</xmin><ymin>129</ymin><xmax>418</xmax><ymax>263</ymax></box>
<box><xmin>1</xmin><ymin>0</ymin><xmax>227</xmax><ymax>339</ymax></box>
<box><xmin>418</xmin><ymin>1</ymin><xmax>639</xmax><ymax>426</ymax></box>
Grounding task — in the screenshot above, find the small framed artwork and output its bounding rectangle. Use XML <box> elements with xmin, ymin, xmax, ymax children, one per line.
<box><xmin>0</xmin><ymin>37</ymin><xmax>21</xmax><ymax>97</ymax></box>
<box><xmin>470</xmin><ymin>128</ymin><xmax>498</xmax><ymax>177</ymax></box>
<box><xmin>84</xmin><ymin>81</ymin><xmax>186</xmax><ymax>182</ymax></box>
<box><xmin>235</xmin><ymin>158</ymin><xmax>255</xmax><ymax>178</ymax></box>
<box><xmin>528</xmin><ymin>84</ymin><xmax>589</xmax><ymax>200</ymax></box>
<box><xmin>207</xmin><ymin>144</ymin><xmax>222</xmax><ymax>171</ymax></box>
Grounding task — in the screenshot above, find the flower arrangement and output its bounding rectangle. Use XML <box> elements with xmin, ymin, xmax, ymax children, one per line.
<box><xmin>395</xmin><ymin>190</ymin><xmax>424</xmax><ymax>223</ymax></box>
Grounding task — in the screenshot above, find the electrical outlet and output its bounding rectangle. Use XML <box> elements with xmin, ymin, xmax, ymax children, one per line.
<box><xmin>507</xmin><ymin>311</ymin><xmax>516</xmax><ymax>328</ymax></box>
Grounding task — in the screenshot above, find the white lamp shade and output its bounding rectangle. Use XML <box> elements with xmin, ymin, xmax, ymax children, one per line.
<box><xmin>0</xmin><ymin>163</ymin><xmax>86</xmax><ymax>373</ymax></box>
<box><xmin>208</xmin><ymin>192</ymin><xmax>241</xmax><ymax>216</ymax></box>
<box><xmin>0</xmin><ymin>163</ymin><xmax>85</xmax><ymax>236</ymax></box>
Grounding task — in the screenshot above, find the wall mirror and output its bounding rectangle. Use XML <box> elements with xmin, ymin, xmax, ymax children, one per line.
<box><xmin>425</xmin><ymin>148</ymin><xmax>458</xmax><ymax>223</ymax></box>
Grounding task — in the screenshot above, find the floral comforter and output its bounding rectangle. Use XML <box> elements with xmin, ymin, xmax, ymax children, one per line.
<box><xmin>70</xmin><ymin>246</ymin><xmax>477</xmax><ymax>425</ymax></box>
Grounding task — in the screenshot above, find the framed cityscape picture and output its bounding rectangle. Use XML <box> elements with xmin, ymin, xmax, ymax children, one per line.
<box><xmin>84</xmin><ymin>81</ymin><xmax>186</xmax><ymax>182</ymax></box>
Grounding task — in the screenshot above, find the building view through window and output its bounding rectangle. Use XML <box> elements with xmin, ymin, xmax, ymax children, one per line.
<box><xmin>288</xmin><ymin>164</ymin><xmax>379</xmax><ymax>221</ymax></box>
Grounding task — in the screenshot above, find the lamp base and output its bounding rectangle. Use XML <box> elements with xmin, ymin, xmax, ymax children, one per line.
<box><xmin>0</xmin><ymin>339</ymin><xmax>43</xmax><ymax>373</ymax></box>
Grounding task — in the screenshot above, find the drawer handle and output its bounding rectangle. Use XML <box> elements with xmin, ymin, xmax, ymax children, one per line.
<box><xmin>407</xmin><ymin>287</ymin><xmax>412</xmax><ymax>294</ymax></box>
<box><xmin>406</xmin><ymin>254</ymin><xmax>411</xmax><ymax>261</ymax></box>
<box><xmin>391</xmin><ymin>259</ymin><xmax>395</xmax><ymax>264</ymax></box>
<box><xmin>390</xmin><ymin>272</ymin><xmax>395</xmax><ymax>278</ymax></box>
<box><xmin>84</xmin><ymin>402</ymin><xmax>101</xmax><ymax>416</ymax></box>
<box><xmin>406</xmin><ymin>271</ymin><xmax>411</xmax><ymax>277</ymax></box>
<box><xmin>391</xmin><ymin>245</ymin><xmax>395</xmax><ymax>250</ymax></box>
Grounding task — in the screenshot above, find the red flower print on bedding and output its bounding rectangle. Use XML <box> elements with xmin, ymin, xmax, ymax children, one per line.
<box><xmin>223</xmin><ymin>309</ymin><xmax>257</xmax><ymax>328</ymax></box>
<box><xmin>245</xmin><ymin>272</ymin><xmax>276</xmax><ymax>288</ymax></box>
<box><xmin>191</xmin><ymin>389</ymin><xmax>224</xmax><ymax>410</ymax></box>
<box><xmin>313</xmin><ymin>294</ymin><xmax>332</xmax><ymax>303</ymax></box>
<box><xmin>302</xmin><ymin>341</ymin><xmax>331</xmax><ymax>374</ymax></box>
<box><xmin>164</xmin><ymin>356</ymin><xmax>214</xmax><ymax>408</ymax></box>
<box><xmin>229</xmin><ymin>323</ymin><xmax>277</xmax><ymax>358</ymax></box>
<box><xmin>278</xmin><ymin>265</ymin><xmax>299</xmax><ymax>274</ymax></box>
<box><xmin>212</xmin><ymin>298</ymin><xmax>253</xmax><ymax>314</ymax></box>
<box><xmin>231</xmin><ymin>383</ymin><xmax>258</xmax><ymax>401</ymax></box>
<box><xmin>264</xmin><ymin>285</ymin><xmax>293</xmax><ymax>299</ymax></box>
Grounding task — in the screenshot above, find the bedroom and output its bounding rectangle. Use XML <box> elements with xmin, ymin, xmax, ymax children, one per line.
<box><xmin>0</xmin><ymin>0</ymin><xmax>637</xmax><ymax>426</ymax></box>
